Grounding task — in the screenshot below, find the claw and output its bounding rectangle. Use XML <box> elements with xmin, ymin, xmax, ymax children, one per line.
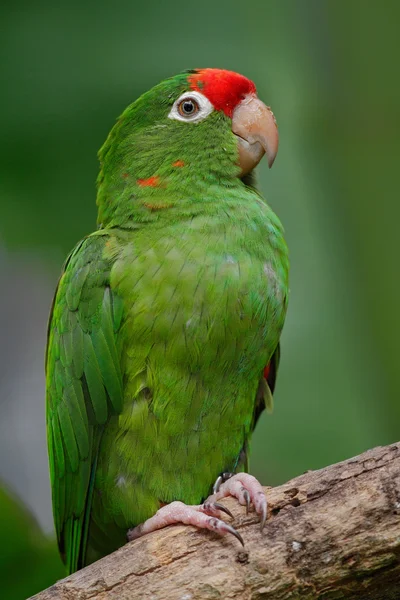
<box><xmin>127</xmin><ymin>500</ymin><xmax>244</xmax><ymax>547</ymax></box>
<box><xmin>206</xmin><ymin>516</ymin><xmax>244</xmax><ymax>546</ymax></box>
<box><xmin>203</xmin><ymin>500</ymin><xmax>234</xmax><ymax>519</ymax></box>
<box><xmin>260</xmin><ymin>501</ymin><xmax>267</xmax><ymax>531</ymax></box>
<box><xmin>242</xmin><ymin>488</ymin><xmax>250</xmax><ymax>514</ymax></box>
<box><xmin>219</xmin><ymin>521</ymin><xmax>244</xmax><ymax>547</ymax></box>
<box><xmin>213</xmin><ymin>475</ymin><xmax>223</xmax><ymax>494</ymax></box>
<box><xmin>208</xmin><ymin>473</ymin><xmax>268</xmax><ymax>531</ymax></box>
<box><xmin>213</xmin><ymin>472</ymin><xmax>234</xmax><ymax>494</ymax></box>
<box><xmin>213</xmin><ymin>502</ymin><xmax>234</xmax><ymax>519</ymax></box>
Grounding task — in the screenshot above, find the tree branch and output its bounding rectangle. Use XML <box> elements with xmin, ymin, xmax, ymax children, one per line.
<box><xmin>31</xmin><ymin>442</ymin><xmax>400</xmax><ymax>600</ymax></box>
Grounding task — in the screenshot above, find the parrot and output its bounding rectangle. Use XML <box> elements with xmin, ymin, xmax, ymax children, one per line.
<box><xmin>45</xmin><ymin>68</ymin><xmax>289</xmax><ymax>574</ymax></box>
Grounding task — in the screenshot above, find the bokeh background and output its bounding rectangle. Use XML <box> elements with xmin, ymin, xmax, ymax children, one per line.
<box><xmin>1</xmin><ymin>1</ymin><xmax>399</xmax><ymax>597</ymax></box>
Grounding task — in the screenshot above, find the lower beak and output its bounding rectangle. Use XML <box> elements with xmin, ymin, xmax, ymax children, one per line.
<box><xmin>232</xmin><ymin>94</ymin><xmax>279</xmax><ymax>176</ymax></box>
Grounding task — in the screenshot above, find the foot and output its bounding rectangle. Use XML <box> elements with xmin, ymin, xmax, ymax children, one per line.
<box><xmin>127</xmin><ymin>500</ymin><xmax>244</xmax><ymax>545</ymax></box>
<box><xmin>208</xmin><ymin>472</ymin><xmax>267</xmax><ymax>531</ymax></box>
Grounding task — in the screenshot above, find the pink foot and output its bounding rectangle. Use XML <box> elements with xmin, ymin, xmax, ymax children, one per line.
<box><xmin>208</xmin><ymin>473</ymin><xmax>267</xmax><ymax>531</ymax></box>
<box><xmin>127</xmin><ymin>500</ymin><xmax>244</xmax><ymax>545</ymax></box>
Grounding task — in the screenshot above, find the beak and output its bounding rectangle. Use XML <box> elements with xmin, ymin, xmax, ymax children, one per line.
<box><xmin>232</xmin><ymin>94</ymin><xmax>279</xmax><ymax>176</ymax></box>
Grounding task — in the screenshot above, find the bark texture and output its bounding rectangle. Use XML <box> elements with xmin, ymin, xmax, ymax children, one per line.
<box><xmin>31</xmin><ymin>442</ymin><xmax>400</xmax><ymax>600</ymax></box>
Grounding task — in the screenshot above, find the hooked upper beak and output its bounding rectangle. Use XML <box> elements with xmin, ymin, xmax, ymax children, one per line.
<box><xmin>232</xmin><ymin>94</ymin><xmax>279</xmax><ymax>176</ymax></box>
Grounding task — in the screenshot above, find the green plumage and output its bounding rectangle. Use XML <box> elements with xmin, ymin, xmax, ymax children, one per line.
<box><xmin>46</xmin><ymin>70</ymin><xmax>289</xmax><ymax>573</ymax></box>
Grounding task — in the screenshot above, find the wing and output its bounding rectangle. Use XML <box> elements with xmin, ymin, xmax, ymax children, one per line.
<box><xmin>253</xmin><ymin>342</ymin><xmax>281</xmax><ymax>429</ymax></box>
<box><xmin>46</xmin><ymin>231</ymin><xmax>124</xmax><ymax>573</ymax></box>
<box><xmin>235</xmin><ymin>344</ymin><xmax>281</xmax><ymax>473</ymax></box>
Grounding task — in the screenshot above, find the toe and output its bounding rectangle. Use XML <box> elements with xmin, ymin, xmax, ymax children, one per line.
<box><xmin>202</xmin><ymin>500</ymin><xmax>234</xmax><ymax>519</ymax></box>
<box><xmin>209</xmin><ymin>473</ymin><xmax>268</xmax><ymax>526</ymax></box>
<box><xmin>206</xmin><ymin>518</ymin><xmax>244</xmax><ymax>546</ymax></box>
<box><xmin>127</xmin><ymin>500</ymin><xmax>243</xmax><ymax>545</ymax></box>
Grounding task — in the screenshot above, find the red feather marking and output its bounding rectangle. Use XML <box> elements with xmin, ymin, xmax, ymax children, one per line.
<box><xmin>137</xmin><ymin>176</ymin><xmax>160</xmax><ymax>187</ymax></box>
<box><xmin>143</xmin><ymin>202</ymin><xmax>172</xmax><ymax>211</ymax></box>
<box><xmin>263</xmin><ymin>363</ymin><xmax>271</xmax><ymax>380</ymax></box>
<box><xmin>172</xmin><ymin>160</ymin><xmax>185</xmax><ymax>167</ymax></box>
<box><xmin>188</xmin><ymin>69</ymin><xmax>257</xmax><ymax>118</ymax></box>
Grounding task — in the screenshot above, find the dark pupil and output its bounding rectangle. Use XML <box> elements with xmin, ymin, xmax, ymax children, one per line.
<box><xmin>182</xmin><ymin>101</ymin><xmax>194</xmax><ymax>114</ymax></box>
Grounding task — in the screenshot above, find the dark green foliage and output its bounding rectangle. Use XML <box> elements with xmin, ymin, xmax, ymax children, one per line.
<box><xmin>0</xmin><ymin>485</ymin><xmax>64</xmax><ymax>600</ymax></box>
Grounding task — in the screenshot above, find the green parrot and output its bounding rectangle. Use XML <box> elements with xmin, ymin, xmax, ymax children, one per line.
<box><xmin>46</xmin><ymin>68</ymin><xmax>289</xmax><ymax>574</ymax></box>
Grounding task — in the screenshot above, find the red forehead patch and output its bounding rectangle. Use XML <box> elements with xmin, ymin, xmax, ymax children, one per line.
<box><xmin>188</xmin><ymin>69</ymin><xmax>257</xmax><ymax>118</ymax></box>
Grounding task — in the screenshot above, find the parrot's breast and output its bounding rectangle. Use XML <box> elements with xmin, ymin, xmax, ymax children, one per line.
<box><xmin>91</xmin><ymin>198</ymin><xmax>288</xmax><ymax>556</ymax></box>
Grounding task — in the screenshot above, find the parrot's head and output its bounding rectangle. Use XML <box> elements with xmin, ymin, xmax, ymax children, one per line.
<box><xmin>97</xmin><ymin>69</ymin><xmax>278</xmax><ymax>225</ymax></box>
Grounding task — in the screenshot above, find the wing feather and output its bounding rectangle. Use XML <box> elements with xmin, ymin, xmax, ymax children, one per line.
<box><xmin>46</xmin><ymin>232</ymin><xmax>123</xmax><ymax>573</ymax></box>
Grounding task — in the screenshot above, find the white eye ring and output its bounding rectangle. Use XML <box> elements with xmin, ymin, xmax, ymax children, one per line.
<box><xmin>168</xmin><ymin>90</ymin><xmax>214</xmax><ymax>123</ymax></box>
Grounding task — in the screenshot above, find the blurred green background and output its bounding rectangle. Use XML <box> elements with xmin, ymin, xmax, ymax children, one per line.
<box><xmin>0</xmin><ymin>1</ymin><xmax>399</xmax><ymax>597</ymax></box>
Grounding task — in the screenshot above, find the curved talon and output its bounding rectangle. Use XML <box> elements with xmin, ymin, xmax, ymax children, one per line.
<box><xmin>213</xmin><ymin>502</ymin><xmax>234</xmax><ymax>519</ymax></box>
<box><xmin>221</xmin><ymin>522</ymin><xmax>244</xmax><ymax>547</ymax></box>
<box><xmin>127</xmin><ymin>500</ymin><xmax>244</xmax><ymax>546</ymax></box>
<box><xmin>209</xmin><ymin>473</ymin><xmax>268</xmax><ymax>531</ymax></box>
<box><xmin>213</xmin><ymin>475</ymin><xmax>223</xmax><ymax>494</ymax></box>
<box><xmin>203</xmin><ymin>500</ymin><xmax>234</xmax><ymax>519</ymax></box>
<box><xmin>213</xmin><ymin>472</ymin><xmax>234</xmax><ymax>494</ymax></box>
<box><xmin>242</xmin><ymin>488</ymin><xmax>250</xmax><ymax>514</ymax></box>
<box><xmin>260</xmin><ymin>502</ymin><xmax>267</xmax><ymax>531</ymax></box>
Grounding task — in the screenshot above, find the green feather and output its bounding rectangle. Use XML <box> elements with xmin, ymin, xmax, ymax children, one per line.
<box><xmin>51</xmin><ymin>411</ymin><xmax>65</xmax><ymax>478</ymax></box>
<box><xmin>46</xmin><ymin>234</ymin><xmax>124</xmax><ymax>572</ymax></box>
<box><xmin>83</xmin><ymin>335</ymin><xmax>108</xmax><ymax>425</ymax></box>
<box><xmin>58</xmin><ymin>402</ymin><xmax>79</xmax><ymax>472</ymax></box>
<box><xmin>63</xmin><ymin>382</ymin><xmax>89</xmax><ymax>459</ymax></box>
<box><xmin>72</xmin><ymin>325</ymin><xmax>84</xmax><ymax>379</ymax></box>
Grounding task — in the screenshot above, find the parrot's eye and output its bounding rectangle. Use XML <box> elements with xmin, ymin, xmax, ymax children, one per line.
<box><xmin>178</xmin><ymin>98</ymin><xmax>199</xmax><ymax>117</ymax></box>
<box><xmin>168</xmin><ymin>90</ymin><xmax>214</xmax><ymax>123</ymax></box>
